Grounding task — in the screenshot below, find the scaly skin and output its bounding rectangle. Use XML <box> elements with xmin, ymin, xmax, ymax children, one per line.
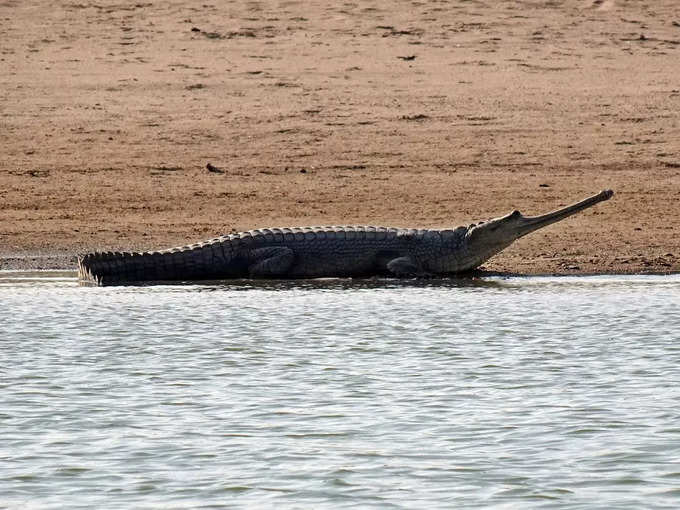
<box><xmin>78</xmin><ymin>190</ymin><xmax>613</xmax><ymax>285</ymax></box>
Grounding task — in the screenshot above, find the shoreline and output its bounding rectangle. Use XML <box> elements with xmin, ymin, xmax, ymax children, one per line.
<box><xmin>1</xmin><ymin>251</ymin><xmax>678</xmax><ymax>277</ymax></box>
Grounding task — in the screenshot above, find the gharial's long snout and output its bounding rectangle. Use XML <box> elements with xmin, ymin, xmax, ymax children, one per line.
<box><xmin>510</xmin><ymin>189</ymin><xmax>614</xmax><ymax>238</ymax></box>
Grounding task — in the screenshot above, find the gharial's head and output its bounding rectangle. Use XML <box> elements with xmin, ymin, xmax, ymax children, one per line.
<box><xmin>463</xmin><ymin>189</ymin><xmax>614</xmax><ymax>267</ymax></box>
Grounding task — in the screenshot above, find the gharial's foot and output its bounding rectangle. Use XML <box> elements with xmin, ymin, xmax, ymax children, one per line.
<box><xmin>386</xmin><ymin>256</ymin><xmax>432</xmax><ymax>278</ymax></box>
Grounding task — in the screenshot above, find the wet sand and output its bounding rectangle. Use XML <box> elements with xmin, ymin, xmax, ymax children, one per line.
<box><xmin>2</xmin><ymin>1</ymin><xmax>679</xmax><ymax>274</ymax></box>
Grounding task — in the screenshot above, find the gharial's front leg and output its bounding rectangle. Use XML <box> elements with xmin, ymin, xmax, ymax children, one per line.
<box><xmin>246</xmin><ymin>247</ymin><xmax>295</xmax><ymax>277</ymax></box>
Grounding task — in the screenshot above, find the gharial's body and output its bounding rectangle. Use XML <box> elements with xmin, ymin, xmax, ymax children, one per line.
<box><xmin>78</xmin><ymin>190</ymin><xmax>613</xmax><ymax>285</ymax></box>
<box><xmin>79</xmin><ymin>225</ymin><xmax>476</xmax><ymax>285</ymax></box>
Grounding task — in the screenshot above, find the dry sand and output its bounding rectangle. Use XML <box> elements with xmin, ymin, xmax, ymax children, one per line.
<box><xmin>2</xmin><ymin>0</ymin><xmax>679</xmax><ymax>274</ymax></box>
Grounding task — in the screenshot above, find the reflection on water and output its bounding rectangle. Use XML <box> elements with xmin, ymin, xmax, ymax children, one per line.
<box><xmin>0</xmin><ymin>270</ymin><xmax>515</xmax><ymax>291</ymax></box>
<box><xmin>2</xmin><ymin>271</ymin><xmax>680</xmax><ymax>509</ymax></box>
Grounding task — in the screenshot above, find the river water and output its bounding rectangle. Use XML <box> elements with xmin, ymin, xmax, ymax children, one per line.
<box><xmin>2</xmin><ymin>272</ymin><xmax>680</xmax><ymax>509</ymax></box>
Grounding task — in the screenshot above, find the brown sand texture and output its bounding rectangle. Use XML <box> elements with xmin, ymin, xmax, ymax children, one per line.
<box><xmin>2</xmin><ymin>0</ymin><xmax>680</xmax><ymax>274</ymax></box>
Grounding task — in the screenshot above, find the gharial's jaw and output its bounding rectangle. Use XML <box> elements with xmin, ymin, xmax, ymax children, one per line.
<box><xmin>464</xmin><ymin>189</ymin><xmax>614</xmax><ymax>265</ymax></box>
<box><xmin>507</xmin><ymin>189</ymin><xmax>613</xmax><ymax>239</ymax></box>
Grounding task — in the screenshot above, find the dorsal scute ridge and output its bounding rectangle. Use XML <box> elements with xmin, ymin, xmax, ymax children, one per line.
<box><xmin>224</xmin><ymin>225</ymin><xmax>412</xmax><ymax>240</ymax></box>
<box><xmin>88</xmin><ymin>226</ymin><xmax>427</xmax><ymax>261</ymax></box>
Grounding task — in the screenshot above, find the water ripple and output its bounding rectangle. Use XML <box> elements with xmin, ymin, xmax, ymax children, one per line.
<box><xmin>1</xmin><ymin>273</ymin><xmax>680</xmax><ymax>508</ymax></box>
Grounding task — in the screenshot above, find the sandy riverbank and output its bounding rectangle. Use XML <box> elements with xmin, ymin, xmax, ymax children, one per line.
<box><xmin>2</xmin><ymin>1</ymin><xmax>679</xmax><ymax>274</ymax></box>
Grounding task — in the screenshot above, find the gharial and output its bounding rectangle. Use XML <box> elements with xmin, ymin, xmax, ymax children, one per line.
<box><xmin>78</xmin><ymin>189</ymin><xmax>613</xmax><ymax>285</ymax></box>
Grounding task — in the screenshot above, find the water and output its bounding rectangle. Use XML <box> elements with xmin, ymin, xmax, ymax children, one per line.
<box><xmin>2</xmin><ymin>272</ymin><xmax>680</xmax><ymax>509</ymax></box>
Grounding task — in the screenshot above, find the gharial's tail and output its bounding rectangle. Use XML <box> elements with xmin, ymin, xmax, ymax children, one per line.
<box><xmin>77</xmin><ymin>238</ymin><xmax>230</xmax><ymax>286</ymax></box>
<box><xmin>78</xmin><ymin>251</ymin><xmax>165</xmax><ymax>286</ymax></box>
